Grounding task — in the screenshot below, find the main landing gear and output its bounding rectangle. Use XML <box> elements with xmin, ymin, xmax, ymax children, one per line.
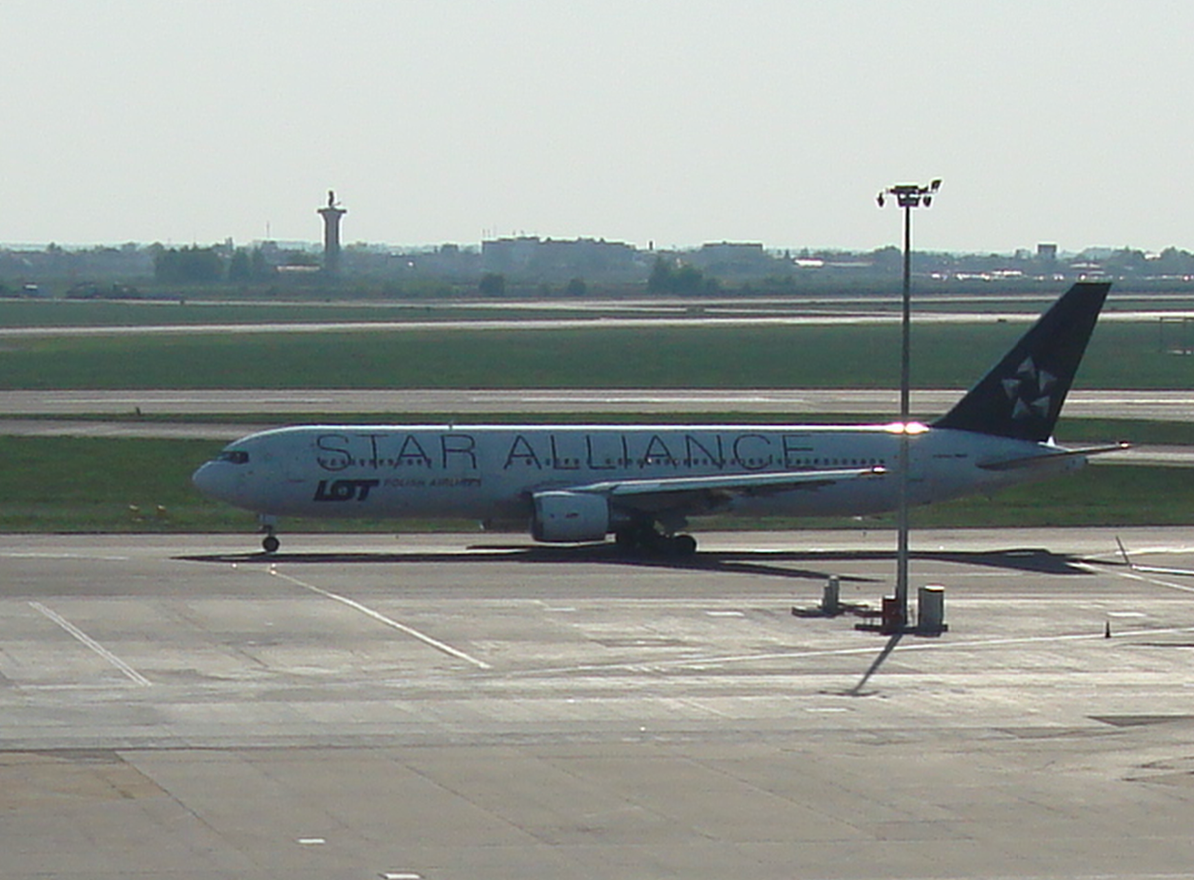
<box><xmin>614</xmin><ymin>526</ymin><xmax>698</xmax><ymax>557</ymax></box>
<box><xmin>259</xmin><ymin>515</ymin><xmax>280</xmax><ymax>554</ymax></box>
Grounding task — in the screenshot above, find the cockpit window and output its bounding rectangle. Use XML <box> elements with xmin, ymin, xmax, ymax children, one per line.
<box><xmin>217</xmin><ymin>450</ymin><xmax>250</xmax><ymax>464</ymax></box>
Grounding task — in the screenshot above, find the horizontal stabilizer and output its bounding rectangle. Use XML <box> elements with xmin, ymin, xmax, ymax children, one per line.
<box><xmin>977</xmin><ymin>441</ymin><xmax>1129</xmax><ymax>471</ymax></box>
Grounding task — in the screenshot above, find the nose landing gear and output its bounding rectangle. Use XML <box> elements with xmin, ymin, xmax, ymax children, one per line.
<box><xmin>259</xmin><ymin>515</ymin><xmax>280</xmax><ymax>554</ymax></box>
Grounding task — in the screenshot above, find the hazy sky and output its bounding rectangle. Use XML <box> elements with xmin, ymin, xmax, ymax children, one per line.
<box><xmin>2</xmin><ymin>1</ymin><xmax>1191</xmax><ymax>252</ymax></box>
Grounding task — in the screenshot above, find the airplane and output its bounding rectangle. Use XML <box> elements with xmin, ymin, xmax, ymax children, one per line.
<box><xmin>192</xmin><ymin>282</ymin><xmax>1124</xmax><ymax>555</ymax></box>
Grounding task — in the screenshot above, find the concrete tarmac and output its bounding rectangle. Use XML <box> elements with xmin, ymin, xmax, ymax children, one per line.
<box><xmin>3</xmin><ymin>528</ymin><xmax>1194</xmax><ymax>879</ymax></box>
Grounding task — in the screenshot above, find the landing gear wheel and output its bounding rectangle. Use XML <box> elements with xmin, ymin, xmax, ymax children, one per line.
<box><xmin>617</xmin><ymin>525</ymin><xmax>662</xmax><ymax>556</ymax></box>
<box><xmin>258</xmin><ymin>515</ymin><xmax>280</xmax><ymax>554</ymax></box>
<box><xmin>613</xmin><ymin>525</ymin><xmax>697</xmax><ymax>558</ymax></box>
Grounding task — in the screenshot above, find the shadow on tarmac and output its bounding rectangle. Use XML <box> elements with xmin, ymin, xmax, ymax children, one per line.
<box><xmin>178</xmin><ymin>541</ymin><xmax>1095</xmax><ymax>581</ymax></box>
<box><xmin>846</xmin><ymin>630</ymin><xmax>905</xmax><ymax>697</ymax></box>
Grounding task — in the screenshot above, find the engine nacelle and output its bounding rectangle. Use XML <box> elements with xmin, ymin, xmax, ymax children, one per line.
<box><xmin>531</xmin><ymin>491</ymin><xmax>610</xmax><ymax>543</ymax></box>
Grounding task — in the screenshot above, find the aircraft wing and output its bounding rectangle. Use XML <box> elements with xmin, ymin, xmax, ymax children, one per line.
<box><xmin>562</xmin><ymin>465</ymin><xmax>887</xmax><ymax>514</ymax></box>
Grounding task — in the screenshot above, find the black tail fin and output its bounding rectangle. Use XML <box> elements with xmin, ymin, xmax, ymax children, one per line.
<box><xmin>931</xmin><ymin>282</ymin><xmax>1110</xmax><ymax>441</ymax></box>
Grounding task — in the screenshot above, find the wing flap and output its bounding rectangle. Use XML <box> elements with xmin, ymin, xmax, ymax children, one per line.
<box><xmin>566</xmin><ymin>465</ymin><xmax>886</xmax><ymax>502</ymax></box>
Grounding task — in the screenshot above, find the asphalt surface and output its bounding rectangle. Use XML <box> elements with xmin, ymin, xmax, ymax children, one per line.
<box><xmin>4</xmin><ymin>528</ymin><xmax>1194</xmax><ymax>879</ymax></box>
<box><xmin>1</xmin><ymin>304</ymin><xmax>1191</xmax><ymax>338</ymax></box>
<box><xmin>6</xmin><ymin>388</ymin><xmax>1194</xmax><ymax>420</ymax></box>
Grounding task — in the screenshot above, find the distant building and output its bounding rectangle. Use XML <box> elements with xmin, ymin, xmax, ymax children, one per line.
<box><xmin>688</xmin><ymin>241</ymin><xmax>776</xmax><ymax>278</ymax></box>
<box><xmin>367</xmin><ymin>243</ymin><xmax>480</xmax><ymax>279</ymax></box>
<box><xmin>481</xmin><ymin>236</ymin><xmax>640</xmax><ymax>280</ymax></box>
<box><xmin>482</xmin><ymin>236</ymin><xmax>542</xmax><ymax>274</ymax></box>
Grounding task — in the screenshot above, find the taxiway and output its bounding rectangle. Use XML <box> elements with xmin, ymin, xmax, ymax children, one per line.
<box><xmin>2</xmin><ymin>529</ymin><xmax>1194</xmax><ymax>879</ymax></box>
<box><xmin>6</xmin><ymin>387</ymin><xmax>1194</xmax><ymax>420</ymax></box>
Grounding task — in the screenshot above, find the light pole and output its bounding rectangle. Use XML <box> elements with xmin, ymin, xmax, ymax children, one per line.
<box><xmin>876</xmin><ymin>179</ymin><xmax>940</xmax><ymax>630</ymax></box>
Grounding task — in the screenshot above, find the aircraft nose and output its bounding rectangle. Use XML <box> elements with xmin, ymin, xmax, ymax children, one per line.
<box><xmin>192</xmin><ymin>461</ymin><xmax>230</xmax><ymax>501</ymax></box>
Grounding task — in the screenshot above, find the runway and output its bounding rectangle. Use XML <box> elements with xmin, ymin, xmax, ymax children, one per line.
<box><xmin>6</xmin><ymin>386</ymin><xmax>1194</xmax><ymax>422</ymax></box>
<box><xmin>4</xmin><ymin>528</ymin><xmax>1194</xmax><ymax>879</ymax></box>
<box><xmin>1</xmin><ymin>303</ymin><xmax>1191</xmax><ymax>339</ymax></box>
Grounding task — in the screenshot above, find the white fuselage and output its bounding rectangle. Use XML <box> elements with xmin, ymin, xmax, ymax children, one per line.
<box><xmin>191</xmin><ymin>422</ymin><xmax>1083</xmax><ymax>528</ymax></box>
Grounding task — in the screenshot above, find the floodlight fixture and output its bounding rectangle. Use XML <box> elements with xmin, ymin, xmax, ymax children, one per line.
<box><xmin>878</xmin><ymin>181</ymin><xmax>941</xmax><ymax>211</ymax></box>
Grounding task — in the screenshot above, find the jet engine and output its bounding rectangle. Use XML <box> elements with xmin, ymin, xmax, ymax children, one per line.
<box><xmin>531</xmin><ymin>490</ymin><xmax>610</xmax><ymax>543</ymax></box>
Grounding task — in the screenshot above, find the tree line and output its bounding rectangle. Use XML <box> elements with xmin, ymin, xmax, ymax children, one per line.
<box><xmin>152</xmin><ymin>245</ymin><xmax>311</xmax><ymax>283</ymax></box>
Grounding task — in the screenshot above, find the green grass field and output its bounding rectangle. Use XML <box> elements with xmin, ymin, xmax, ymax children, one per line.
<box><xmin>3</xmin><ymin>320</ymin><xmax>1194</xmax><ymax>390</ymax></box>
<box><xmin>2</xmin><ymin>304</ymin><xmax>1191</xmax><ymax>534</ymax></box>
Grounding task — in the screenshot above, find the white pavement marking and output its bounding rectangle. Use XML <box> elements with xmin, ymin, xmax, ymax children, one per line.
<box><xmin>28</xmin><ymin>601</ymin><xmax>151</xmax><ymax>687</ymax></box>
<box><xmin>525</xmin><ymin>623</ymin><xmax>1194</xmax><ymax>677</ymax></box>
<box><xmin>1091</xmin><ymin>563</ymin><xmax>1194</xmax><ymax>595</ymax></box>
<box><xmin>269</xmin><ymin>569</ymin><xmax>492</xmax><ymax>670</ymax></box>
<box><xmin>0</xmin><ymin>552</ymin><xmax>129</xmax><ymax>561</ymax></box>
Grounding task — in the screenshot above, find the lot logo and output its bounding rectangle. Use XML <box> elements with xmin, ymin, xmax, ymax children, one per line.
<box><xmin>313</xmin><ymin>479</ymin><xmax>380</xmax><ymax>502</ymax></box>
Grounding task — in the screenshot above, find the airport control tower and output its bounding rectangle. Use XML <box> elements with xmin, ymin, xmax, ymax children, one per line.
<box><xmin>317</xmin><ymin>190</ymin><xmax>347</xmax><ymax>274</ymax></box>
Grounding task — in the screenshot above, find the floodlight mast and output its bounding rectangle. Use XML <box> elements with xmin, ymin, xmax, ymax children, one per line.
<box><xmin>876</xmin><ymin>179</ymin><xmax>941</xmax><ymax>631</ymax></box>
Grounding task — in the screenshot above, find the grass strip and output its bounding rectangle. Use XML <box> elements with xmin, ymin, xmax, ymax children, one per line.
<box><xmin>4</xmin><ymin>320</ymin><xmax>1194</xmax><ymax>390</ymax></box>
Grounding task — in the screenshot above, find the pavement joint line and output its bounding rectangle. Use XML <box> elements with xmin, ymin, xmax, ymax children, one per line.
<box><xmin>27</xmin><ymin>601</ymin><xmax>151</xmax><ymax>687</ymax></box>
<box><xmin>268</xmin><ymin>568</ymin><xmax>493</xmax><ymax>670</ymax></box>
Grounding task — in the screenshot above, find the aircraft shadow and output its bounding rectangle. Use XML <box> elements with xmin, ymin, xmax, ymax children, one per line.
<box><xmin>177</xmin><ymin>542</ymin><xmax>1093</xmax><ymax>581</ymax></box>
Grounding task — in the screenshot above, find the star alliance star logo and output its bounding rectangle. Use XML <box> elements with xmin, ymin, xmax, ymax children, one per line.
<box><xmin>1001</xmin><ymin>356</ymin><xmax>1056</xmax><ymax>421</ymax></box>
